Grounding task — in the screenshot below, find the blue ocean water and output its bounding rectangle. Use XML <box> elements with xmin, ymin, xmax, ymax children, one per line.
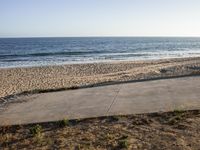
<box><xmin>0</xmin><ymin>37</ymin><xmax>200</xmax><ymax>68</ymax></box>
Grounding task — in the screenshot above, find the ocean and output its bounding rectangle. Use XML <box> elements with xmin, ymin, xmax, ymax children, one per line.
<box><xmin>0</xmin><ymin>37</ymin><xmax>200</xmax><ymax>68</ymax></box>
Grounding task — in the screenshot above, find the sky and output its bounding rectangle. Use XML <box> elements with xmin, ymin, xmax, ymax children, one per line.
<box><xmin>0</xmin><ymin>0</ymin><xmax>200</xmax><ymax>37</ymax></box>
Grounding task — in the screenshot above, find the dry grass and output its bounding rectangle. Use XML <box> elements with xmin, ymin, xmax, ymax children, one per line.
<box><xmin>0</xmin><ymin>110</ymin><xmax>200</xmax><ymax>150</ymax></box>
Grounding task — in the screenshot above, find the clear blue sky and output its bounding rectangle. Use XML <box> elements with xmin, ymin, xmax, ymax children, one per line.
<box><xmin>0</xmin><ymin>0</ymin><xmax>200</xmax><ymax>37</ymax></box>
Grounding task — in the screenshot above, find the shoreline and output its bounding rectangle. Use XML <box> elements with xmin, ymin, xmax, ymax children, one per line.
<box><xmin>0</xmin><ymin>57</ymin><xmax>200</xmax><ymax>99</ymax></box>
<box><xmin>1</xmin><ymin>56</ymin><xmax>200</xmax><ymax>70</ymax></box>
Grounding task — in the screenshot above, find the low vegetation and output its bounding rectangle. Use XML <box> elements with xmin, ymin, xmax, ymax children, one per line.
<box><xmin>29</xmin><ymin>124</ymin><xmax>42</xmax><ymax>136</ymax></box>
<box><xmin>0</xmin><ymin>110</ymin><xmax>200</xmax><ymax>149</ymax></box>
<box><xmin>58</xmin><ymin>119</ymin><xmax>69</xmax><ymax>127</ymax></box>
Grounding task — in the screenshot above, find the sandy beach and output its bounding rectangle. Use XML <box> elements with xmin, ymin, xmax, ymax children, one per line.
<box><xmin>0</xmin><ymin>57</ymin><xmax>200</xmax><ymax>99</ymax></box>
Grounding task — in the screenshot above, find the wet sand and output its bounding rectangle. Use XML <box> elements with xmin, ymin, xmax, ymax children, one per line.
<box><xmin>0</xmin><ymin>57</ymin><xmax>200</xmax><ymax>99</ymax></box>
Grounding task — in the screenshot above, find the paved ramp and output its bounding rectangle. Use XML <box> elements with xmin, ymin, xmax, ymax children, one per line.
<box><xmin>0</xmin><ymin>76</ymin><xmax>200</xmax><ymax>125</ymax></box>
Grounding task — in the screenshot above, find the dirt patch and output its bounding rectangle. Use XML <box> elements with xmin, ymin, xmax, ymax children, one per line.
<box><xmin>1</xmin><ymin>110</ymin><xmax>200</xmax><ymax>150</ymax></box>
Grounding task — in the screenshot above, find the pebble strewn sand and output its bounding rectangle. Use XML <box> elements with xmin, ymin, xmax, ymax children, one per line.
<box><xmin>0</xmin><ymin>57</ymin><xmax>200</xmax><ymax>99</ymax></box>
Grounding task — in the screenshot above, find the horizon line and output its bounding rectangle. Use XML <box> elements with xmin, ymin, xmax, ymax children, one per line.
<box><xmin>1</xmin><ymin>35</ymin><xmax>200</xmax><ymax>39</ymax></box>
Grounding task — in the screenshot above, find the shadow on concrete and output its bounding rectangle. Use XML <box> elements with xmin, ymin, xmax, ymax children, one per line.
<box><xmin>0</xmin><ymin>74</ymin><xmax>200</xmax><ymax>108</ymax></box>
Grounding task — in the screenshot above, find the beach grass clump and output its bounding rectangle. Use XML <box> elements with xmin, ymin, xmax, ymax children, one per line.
<box><xmin>116</xmin><ymin>135</ymin><xmax>129</xmax><ymax>149</ymax></box>
<box><xmin>167</xmin><ymin>109</ymin><xmax>185</xmax><ymax>125</ymax></box>
<box><xmin>58</xmin><ymin>118</ymin><xmax>69</xmax><ymax>127</ymax></box>
<box><xmin>30</xmin><ymin>124</ymin><xmax>42</xmax><ymax>136</ymax></box>
<box><xmin>173</xmin><ymin>109</ymin><xmax>184</xmax><ymax>115</ymax></box>
<box><xmin>168</xmin><ymin>115</ymin><xmax>183</xmax><ymax>125</ymax></box>
<box><xmin>118</xmin><ymin>140</ymin><xmax>129</xmax><ymax>149</ymax></box>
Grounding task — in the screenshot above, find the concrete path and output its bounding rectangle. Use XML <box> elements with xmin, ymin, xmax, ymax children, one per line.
<box><xmin>0</xmin><ymin>76</ymin><xmax>200</xmax><ymax>125</ymax></box>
